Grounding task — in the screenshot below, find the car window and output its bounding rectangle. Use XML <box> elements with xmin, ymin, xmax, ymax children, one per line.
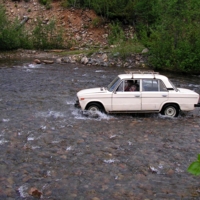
<box><xmin>108</xmin><ymin>76</ymin><xmax>121</xmax><ymax>92</ymax></box>
<box><xmin>116</xmin><ymin>81</ymin><xmax>124</xmax><ymax>91</ymax></box>
<box><xmin>142</xmin><ymin>79</ymin><xmax>167</xmax><ymax>92</ymax></box>
<box><xmin>159</xmin><ymin>80</ymin><xmax>168</xmax><ymax>91</ymax></box>
<box><xmin>168</xmin><ymin>79</ymin><xmax>178</xmax><ymax>91</ymax></box>
<box><xmin>116</xmin><ymin>79</ymin><xmax>140</xmax><ymax>92</ymax></box>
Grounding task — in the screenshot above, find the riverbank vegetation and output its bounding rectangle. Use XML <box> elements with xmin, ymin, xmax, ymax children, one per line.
<box><xmin>0</xmin><ymin>4</ymin><xmax>64</xmax><ymax>50</ymax></box>
<box><xmin>188</xmin><ymin>154</ymin><xmax>200</xmax><ymax>176</ymax></box>
<box><xmin>1</xmin><ymin>0</ymin><xmax>200</xmax><ymax>73</ymax></box>
<box><xmin>65</xmin><ymin>0</ymin><xmax>200</xmax><ymax>73</ymax></box>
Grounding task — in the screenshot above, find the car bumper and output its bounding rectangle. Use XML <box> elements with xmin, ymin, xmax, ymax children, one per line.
<box><xmin>194</xmin><ymin>103</ymin><xmax>200</xmax><ymax>107</ymax></box>
<box><xmin>74</xmin><ymin>100</ymin><xmax>81</xmax><ymax>108</ymax></box>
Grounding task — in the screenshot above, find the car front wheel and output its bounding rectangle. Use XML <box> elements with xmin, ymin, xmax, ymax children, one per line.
<box><xmin>161</xmin><ymin>104</ymin><xmax>179</xmax><ymax>117</ymax></box>
<box><xmin>86</xmin><ymin>103</ymin><xmax>104</xmax><ymax>113</ymax></box>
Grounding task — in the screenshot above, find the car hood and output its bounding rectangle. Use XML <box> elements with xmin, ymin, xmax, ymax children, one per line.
<box><xmin>77</xmin><ymin>87</ymin><xmax>107</xmax><ymax>96</ymax></box>
<box><xmin>178</xmin><ymin>88</ymin><xmax>198</xmax><ymax>94</ymax></box>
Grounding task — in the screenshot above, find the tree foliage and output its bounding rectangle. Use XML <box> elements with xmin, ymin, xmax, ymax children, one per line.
<box><xmin>65</xmin><ymin>0</ymin><xmax>137</xmax><ymax>23</ymax></box>
<box><xmin>146</xmin><ymin>0</ymin><xmax>200</xmax><ymax>72</ymax></box>
<box><xmin>65</xmin><ymin>0</ymin><xmax>200</xmax><ymax>72</ymax></box>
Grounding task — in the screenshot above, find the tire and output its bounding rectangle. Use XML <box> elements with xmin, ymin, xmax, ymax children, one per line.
<box><xmin>161</xmin><ymin>104</ymin><xmax>179</xmax><ymax>117</ymax></box>
<box><xmin>86</xmin><ymin>103</ymin><xmax>104</xmax><ymax>113</ymax></box>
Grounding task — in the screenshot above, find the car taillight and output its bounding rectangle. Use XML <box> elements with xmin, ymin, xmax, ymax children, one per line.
<box><xmin>80</xmin><ymin>98</ymin><xmax>85</xmax><ymax>101</ymax></box>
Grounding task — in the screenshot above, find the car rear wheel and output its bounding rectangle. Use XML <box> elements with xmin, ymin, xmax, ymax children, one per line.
<box><xmin>161</xmin><ymin>104</ymin><xmax>179</xmax><ymax>117</ymax></box>
<box><xmin>87</xmin><ymin>103</ymin><xmax>104</xmax><ymax>113</ymax></box>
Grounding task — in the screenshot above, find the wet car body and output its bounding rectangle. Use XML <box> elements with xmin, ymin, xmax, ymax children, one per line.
<box><xmin>75</xmin><ymin>71</ymin><xmax>200</xmax><ymax>117</ymax></box>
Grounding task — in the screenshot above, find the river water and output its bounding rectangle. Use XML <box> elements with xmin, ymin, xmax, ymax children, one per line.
<box><xmin>0</xmin><ymin>59</ymin><xmax>200</xmax><ymax>200</ymax></box>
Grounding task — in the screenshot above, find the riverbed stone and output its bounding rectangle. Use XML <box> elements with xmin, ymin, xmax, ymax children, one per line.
<box><xmin>81</xmin><ymin>56</ymin><xmax>88</xmax><ymax>65</ymax></box>
<box><xmin>42</xmin><ymin>60</ymin><xmax>54</xmax><ymax>64</ymax></box>
<box><xmin>34</xmin><ymin>59</ymin><xmax>41</xmax><ymax>64</ymax></box>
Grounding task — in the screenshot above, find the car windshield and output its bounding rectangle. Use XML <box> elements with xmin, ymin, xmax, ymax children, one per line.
<box><xmin>107</xmin><ymin>76</ymin><xmax>121</xmax><ymax>92</ymax></box>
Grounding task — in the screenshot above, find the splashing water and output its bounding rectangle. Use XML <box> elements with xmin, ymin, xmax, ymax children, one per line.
<box><xmin>72</xmin><ymin>109</ymin><xmax>114</xmax><ymax>121</ymax></box>
<box><xmin>36</xmin><ymin>110</ymin><xmax>65</xmax><ymax>119</ymax></box>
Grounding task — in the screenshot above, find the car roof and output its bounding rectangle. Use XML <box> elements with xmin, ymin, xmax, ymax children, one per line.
<box><xmin>118</xmin><ymin>74</ymin><xmax>168</xmax><ymax>80</ymax></box>
<box><xmin>118</xmin><ymin>73</ymin><xmax>173</xmax><ymax>88</ymax></box>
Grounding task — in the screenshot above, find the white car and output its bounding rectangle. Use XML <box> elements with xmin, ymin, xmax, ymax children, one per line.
<box><xmin>75</xmin><ymin>71</ymin><xmax>200</xmax><ymax>117</ymax></box>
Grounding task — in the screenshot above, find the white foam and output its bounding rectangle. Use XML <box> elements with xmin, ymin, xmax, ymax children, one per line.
<box><xmin>28</xmin><ymin>64</ymin><xmax>39</xmax><ymax>68</ymax></box>
<box><xmin>72</xmin><ymin>109</ymin><xmax>114</xmax><ymax>121</ymax></box>
<box><xmin>21</xmin><ymin>63</ymin><xmax>43</xmax><ymax>72</ymax></box>
<box><xmin>32</xmin><ymin>146</ymin><xmax>40</xmax><ymax>149</ymax></box>
<box><xmin>66</xmin><ymin>146</ymin><xmax>73</xmax><ymax>151</ymax></box>
<box><xmin>2</xmin><ymin>118</ymin><xmax>10</xmax><ymax>122</ymax></box>
<box><xmin>157</xmin><ymin>113</ymin><xmax>179</xmax><ymax>119</ymax></box>
<box><xmin>104</xmin><ymin>159</ymin><xmax>117</xmax><ymax>164</ymax></box>
<box><xmin>27</xmin><ymin>137</ymin><xmax>34</xmax><ymax>141</ymax></box>
<box><xmin>66</xmin><ymin>100</ymin><xmax>75</xmax><ymax>105</ymax></box>
<box><xmin>128</xmin><ymin>141</ymin><xmax>132</xmax><ymax>145</ymax></box>
<box><xmin>47</xmin><ymin>171</ymin><xmax>51</xmax><ymax>176</ymax></box>
<box><xmin>40</xmin><ymin>125</ymin><xmax>46</xmax><ymax>130</ymax></box>
<box><xmin>18</xmin><ymin>185</ymin><xmax>29</xmax><ymax>198</ymax></box>
<box><xmin>52</xmin><ymin>140</ymin><xmax>60</xmax><ymax>144</ymax></box>
<box><xmin>36</xmin><ymin>110</ymin><xmax>65</xmax><ymax>118</ymax></box>
<box><xmin>175</xmin><ymin>167</ymin><xmax>184</xmax><ymax>173</ymax></box>
<box><xmin>0</xmin><ymin>139</ymin><xmax>8</xmax><ymax>145</ymax></box>
<box><xmin>95</xmin><ymin>70</ymin><xmax>105</xmax><ymax>72</ymax></box>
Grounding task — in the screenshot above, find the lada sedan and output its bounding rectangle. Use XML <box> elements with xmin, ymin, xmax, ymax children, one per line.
<box><xmin>75</xmin><ymin>71</ymin><xmax>200</xmax><ymax>117</ymax></box>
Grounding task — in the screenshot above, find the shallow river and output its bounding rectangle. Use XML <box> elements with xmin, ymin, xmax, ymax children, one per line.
<box><xmin>0</xmin><ymin>59</ymin><xmax>200</xmax><ymax>200</ymax></box>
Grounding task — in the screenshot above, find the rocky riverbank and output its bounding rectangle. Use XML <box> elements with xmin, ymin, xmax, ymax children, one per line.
<box><xmin>0</xmin><ymin>49</ymin><xmax>149</xmax><ymax>70</ymax></box>
<box><xmin>0</xmin><ymin>0</ymin><xmax>150</xmax><ymax>70</ymax></box>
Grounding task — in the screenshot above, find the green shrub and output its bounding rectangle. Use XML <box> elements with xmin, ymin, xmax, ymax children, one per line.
<box><xmin>38</xmin><ymin>0</ymin><xmax>52</xmax><ymax>9</ymax></box>
<box><xmin>0</xmin><ymin>4</ymin><xmax>64</xmax><ymax>50</ymax></box>
<box><xmin>39</xmin><ymin>0</ymin><xmax>48</xmax><ymax>5</ymax></box>
<box><xmin>108</xmin><ymin>22</ymin><xmax>144</xmax><ymax>59</ymax></box>
<box><xmin>64</xmin><ymin>0</ymin><xmax>135</xmax><ymax>22</ymax></box>
<box><xmin>61</xmin><ymin>0</ymin><xmax>68</xmax><ymax>8</ymax></box>
<box><xmin>111</xmin><ymin>37</ymin><xmax>144</xmax><ymax>60</ymax></box>
<box><xmin>188</xmin><ymin>154</ymin><xmax>200</xmax><ymax>176</ymax></box>
<box><xmin>32</xmin><ymin>18</ymin><xmax>64</xmax><ymax>49</ymax></box>
<box><xmin>64</xmin><ymin>0</ymin><xmax>83</xmax><ymax>8</ymax></box>
<box><xmin>108</xmin><ymin>22</ymin><xmax>125</xmax><ymax>45</ymax></box>
<box><xmin>91</xmin><ymin>17</ymin><xmax>101</xmax><ymax>28</ymax></box>
<box><xmin>0</xmin><ymin>5</ymin><xmax>32</xmax><ymax>50</ymax></box>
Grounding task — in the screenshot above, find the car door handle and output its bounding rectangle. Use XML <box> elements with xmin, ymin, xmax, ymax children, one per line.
<box><xmin>135</xmin><ymin>95</ymin><xmax>140</xmax><ymax>97</ymax></box>
<box><xmin>162</xmin><ymin>95</ymin><xmax>167</xmax><ymax>97</ymax></box>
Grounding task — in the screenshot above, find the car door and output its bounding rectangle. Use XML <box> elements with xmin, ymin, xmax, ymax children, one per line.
<box><xmin>141</xmin><ymin>79</ymin><xmax>168</xmax><ymax>111</ymax></box>
<box><xmin>111</xmin><ymin>79</ymin><xmax>141</xmax><ymax>111</ymax></box>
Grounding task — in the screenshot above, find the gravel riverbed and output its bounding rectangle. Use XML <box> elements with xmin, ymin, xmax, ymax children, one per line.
<box><xmin>0</xmin><ymin>59</ymin><xmax>200</xmax><ymax>200</ymax></box>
